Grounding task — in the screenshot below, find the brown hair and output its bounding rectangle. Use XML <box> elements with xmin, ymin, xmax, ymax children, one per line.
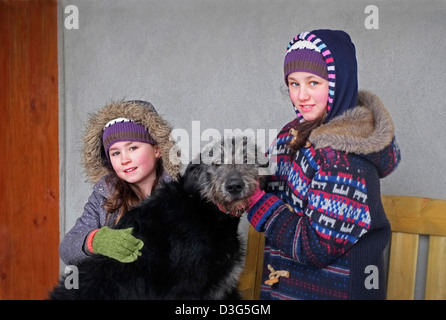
<box><xmin>288</xmin><ymin>111</ymin><xmax>326</xmax><ymax>154</ymax></box>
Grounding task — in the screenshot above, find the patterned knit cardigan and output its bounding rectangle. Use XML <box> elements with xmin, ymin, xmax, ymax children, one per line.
<box><xmin>248</xmin><ymin>90</ymin><xmax>401</xmax><ymax>300</ymax></box>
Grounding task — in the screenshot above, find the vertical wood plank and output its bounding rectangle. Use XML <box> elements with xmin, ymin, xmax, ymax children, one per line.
<box><xmin>425</xmin><ymin>236</ymin><xmax>446</xmax><ymax>300</ymax></box>
<box><xmin>239</xmin><ymin>225</ymin><xmax>264</xmax><ymax>300</ymax></box>
<box><xmin>253</xmin><ymin>229</ymin><xmax>265</xmax><ymax>299</ymax></box>
<box><xmin>386</xmin><ymin>232</ymin><xmax>419</xmax><ymax>300</ymax></box>
<box><xmin>0</xmin><ymin>0</ymin><xmax>59</xmax><ymax>299</ymax></box>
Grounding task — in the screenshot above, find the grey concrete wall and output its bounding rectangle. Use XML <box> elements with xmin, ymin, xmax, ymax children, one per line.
<box><xmin>58</xmin><ymin>1</ymin><xmax>446</xmax><ymax>294</ymax></box>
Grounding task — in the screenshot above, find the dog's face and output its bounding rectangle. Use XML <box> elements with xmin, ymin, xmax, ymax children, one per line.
<box><xmin>183</xmin><ymin>136</ymin><xmax>267</xmax><ymax>213</ymax></box>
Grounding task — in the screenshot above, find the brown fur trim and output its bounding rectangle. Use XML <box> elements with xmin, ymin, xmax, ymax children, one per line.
<box><xmin>82</xmin><ymin>101</ymin><xmax>181</xmax><ymax>184</ymax></box>
<box><xmin>309</xmin><ymin>90</ymin><xmax>395</xmax><ymax>154</ymax></box>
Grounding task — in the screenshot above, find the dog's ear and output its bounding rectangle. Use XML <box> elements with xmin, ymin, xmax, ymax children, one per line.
<box><xmin>183</xmin><ymin>163</ymin><xmax>201</xmax><ymax>195</ymax></box>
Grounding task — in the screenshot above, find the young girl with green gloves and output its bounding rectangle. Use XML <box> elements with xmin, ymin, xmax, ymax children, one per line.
<box><xmin>59</xmin><ymin>100</ymin><xmax>179</xmax><ymax>265</ymax></box>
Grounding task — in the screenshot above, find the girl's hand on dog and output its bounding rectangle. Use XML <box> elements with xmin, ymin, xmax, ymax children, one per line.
<box><xmin>88</xmin><ymin>227</ymin><xmax>144</xmax><ymax>263</ymax></box>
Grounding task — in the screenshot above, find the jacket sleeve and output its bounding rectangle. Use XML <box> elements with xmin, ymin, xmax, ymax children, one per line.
<box><xmin>248</xmin><ymin>153</ymin><xmax>371</xmax><ymax>268</ymax></box>
<box><xmin>59</xmin><ymin>190</ymin><xmax>106</xmax><ymax>265</ymax></box>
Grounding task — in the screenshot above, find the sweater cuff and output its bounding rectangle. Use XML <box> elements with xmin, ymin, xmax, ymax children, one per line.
<box><xmin>248</xmin><ymin>188</ymin><xmax>266</xmax><ymax>211</ymax></box>
<box><xmin>248</xmin><ymin>194</ymin><xmax>284</xmax><ymax>232</ymax></box>
<box><xmin>86</xmin><ymin>229</ymin><xmax>99</xmax><ymax>254</ymax></box>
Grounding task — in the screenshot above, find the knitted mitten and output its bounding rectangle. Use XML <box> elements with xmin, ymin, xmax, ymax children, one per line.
<box><xmin>88</xmin><ymin>227</ymin><xmax>144</xmax><ymax>263</ymax></box>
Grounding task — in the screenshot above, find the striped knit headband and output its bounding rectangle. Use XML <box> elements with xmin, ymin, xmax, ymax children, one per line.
<box><xmin>102</xmin><ymin>118</ymin><xmax>157</xmax><ymax>159</ymax></box>
<box><xmin>284</xmin><ymin>32</ymin><xmax>336</xmax><ymax>113</ymax></box>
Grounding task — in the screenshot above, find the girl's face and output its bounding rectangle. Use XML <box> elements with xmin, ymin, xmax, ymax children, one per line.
<box><xmin>287</xmin><ymin>71</ymin><xmax>329</xmax><ymax>122</ymax></box>
<box><xmin>108</xmin><ymin>141</ymin><xmax>161</xmax><ymax>196</ymax></box>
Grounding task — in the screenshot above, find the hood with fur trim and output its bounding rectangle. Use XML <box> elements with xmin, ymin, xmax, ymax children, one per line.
<box><xmin>82</xmin><ymin>100</ymin><xmax>180</xmax><ymax>184</ymax></box>
<box><xmin>309</xmin><ymin>90</ymin><xmax>400</xmax><ymax>177</ymax></box>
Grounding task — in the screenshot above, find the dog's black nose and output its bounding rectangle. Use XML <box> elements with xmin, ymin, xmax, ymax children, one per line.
<box><xmin>225</xmin><ymin>178</ymin><xmax>245</xmax><ymax>195</ymax></box>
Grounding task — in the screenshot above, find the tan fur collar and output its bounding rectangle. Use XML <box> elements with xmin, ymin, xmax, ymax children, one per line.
<box><xmin>309</xmin><ymin>90</ymin><xmax>395</xmax><ymax>155</ymax></box>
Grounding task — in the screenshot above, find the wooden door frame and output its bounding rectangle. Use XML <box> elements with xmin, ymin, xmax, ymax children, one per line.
<box><xmin>0</xmin><ymin>0</ymin><xmax>59</xmax><ymax>299</ymax></box>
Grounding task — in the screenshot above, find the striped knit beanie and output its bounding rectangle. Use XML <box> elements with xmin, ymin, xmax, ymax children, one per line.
<box><xmin>284</xmin><ymin>31</ymin><xmax>336</xmax><ymax>114</ymax></box>
<box><xmin>102</xmin><ymin>118</ymin><xmax>157</xmax><ymax>158</ymax></box>
<box><xmin>284</xmin><ymin>39</ymin><xmax>328</xmax><ymax>81</ymax></box>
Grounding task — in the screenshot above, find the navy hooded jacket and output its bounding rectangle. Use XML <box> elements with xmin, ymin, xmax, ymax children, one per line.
<box><xmin>248</xmin><ymin>30</ymin><xmax>401</xmax><ymax>300</ymax></box>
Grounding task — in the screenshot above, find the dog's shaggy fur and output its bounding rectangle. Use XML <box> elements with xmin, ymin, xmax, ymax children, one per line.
<box><xmin>50</xmin><ymin>137</ymin><xmax>266</xmax><ymax>300</ymax></box>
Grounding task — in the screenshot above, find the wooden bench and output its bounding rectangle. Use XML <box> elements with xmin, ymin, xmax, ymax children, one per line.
<box><xmin>238</xmin><ymin>195</ymin><xmax>446</xmax><ymax>300</ymax></box>
<box><xmin>384</xmin><ymin>195</ymin><xmax>446</xmax><ymax>299</ymax></box>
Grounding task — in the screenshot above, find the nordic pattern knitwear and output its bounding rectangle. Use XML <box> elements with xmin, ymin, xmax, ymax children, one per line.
<box><xmin>247</xmin><ymin>119</ymin><xmax>399</xmax><ymax>299</ymax></box>
<box><xmin>250</xmin><ymin>30</ymin><xmax>396</xmax><ymax>300</ymax></box>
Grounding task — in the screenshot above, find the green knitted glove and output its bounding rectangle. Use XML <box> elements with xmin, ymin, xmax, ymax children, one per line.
<box><xmin>90</xmin><ymin>227</ymin><xmax>144</xmax><ymax>263</ymax></box>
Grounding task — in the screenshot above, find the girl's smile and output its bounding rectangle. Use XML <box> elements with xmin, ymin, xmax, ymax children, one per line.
<box><xmin>287</xmin><ymin>71</ymin><xmax>329</xmax><ymax>122</ymax></box>
<box><xmin>108</xmin><ymin>141</ymin><xmax>161</xmax><ymax>196</ymax></box>
<box><xmin>124</xmin><ymin>167</ymin><xmax>137</xmax><ymax>174</ymax></box>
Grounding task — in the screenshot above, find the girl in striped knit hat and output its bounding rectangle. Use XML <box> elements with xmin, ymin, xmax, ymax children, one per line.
<box><xmin>247</xmin><ymin>30</ymin><xmax>401</xmax><ymax>299</ymax></box>
<box><xmin>59</xmin><ymin>100</ymin><xmax>180</xmax><ymax>266</ymax></box>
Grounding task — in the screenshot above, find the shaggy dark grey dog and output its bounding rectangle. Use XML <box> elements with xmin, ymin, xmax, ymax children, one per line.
<box><xmin>50</xmin><ymin>137</ymin><xmax>267</xmax><ymax>300</ymax></box>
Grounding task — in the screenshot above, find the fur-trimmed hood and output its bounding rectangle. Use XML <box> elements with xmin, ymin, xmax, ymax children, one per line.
<box><xmin>82</xmin><ymin>100</ymin><xmax>180</xmax><ymax>184</ymax></box>
<box><xmin>309</xmin><ymin>90</ymin><xmax>400</xmax><ymax>177</ymax></box>
<box><xmin>310</xmin><ymin>90</ymin><xmax>394</xmax><ymax>154</ymax></box>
